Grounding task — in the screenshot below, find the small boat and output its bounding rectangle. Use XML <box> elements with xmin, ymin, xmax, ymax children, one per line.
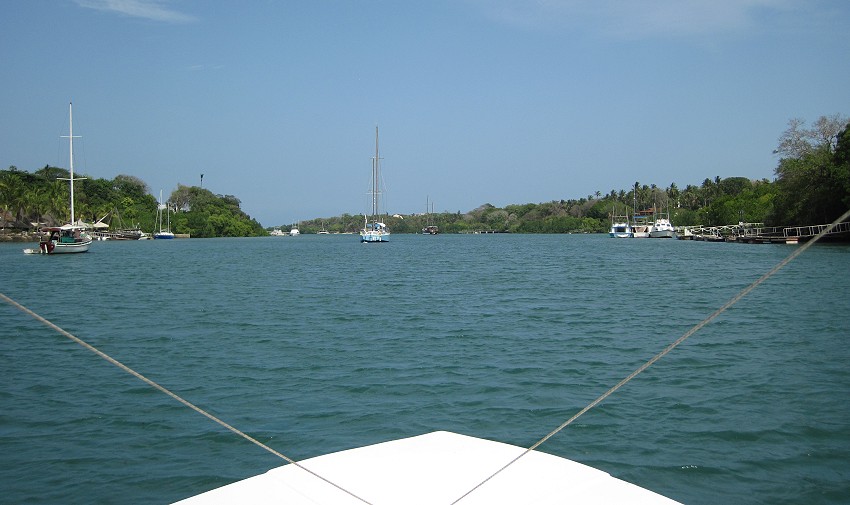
<box><xmin>173</xmin><ymin>431</ymin><xmax>682</xmax><ymax>504</ymax></box>
<box><xmin>650</xmin><ymin>205</ymin><xmax>676</xmax><ymax>238</ymax></box>
<box><xmin>632</xmin><ymin>211</ymin><xmax>653</xmax><ymax>239</ymax></box>
<box><xmin>609</xmin><ymin>206</ymin><xmax>633</xmax><ymax>238</ymax></box>
<box><xmin>269</xmin><ymin>228</ymin><xmax>286</xmax><ymax>236</ymax></box>
<box><xmin>422</xmin><ymin>196</ymin><xmax>439</xmax><ymax>234</ymax></box>
<box><xmin>317</xmin><ymin>222</ymin><xmax>330</xmax><ymax>235</ymax></box>
<box><xmin>609</xmin><ymin>220</ymin><xmax>632</xmax><ymax>238</ymax></box>
<box><xmin>360</xmin><ymin>126</ymin><xmax>389</xmax><ymax>243</ymax></box>
<box><xmin>631</xmin><ymin>188</ymin><xmax>652</xmax><ymax>238</ymax></box>
<box><xmin>289</xmin><ymin>223</ymin><xmax>300</xmax><ymax>236</ymax></box>
<box><xmin>154</xmin><ymin>190</ymin><xmax>175</xmax><ymax>239</ymax></box>
<box><xmin>24</xmin><ymin>102</ymin><xmax>92</xmax><ymax>254</ymax></box>
<box><xmin>92</xmin><ymin>210</ymin><xmax>145</xmax><ymax>240</ymax></box>
<box><xmin>650</xmin><ymin>217</ymin><xmax>676</xmax><ymax>238</ymax></box>
<box><xmin>632</xmin><ymin>225</ymin><xmax>652</xmax><ymax>238</ymax></box>
<box><xmin>27</xmin><ymin>225</ymin><xmax>92</xmax><ymax>254</ymax></box>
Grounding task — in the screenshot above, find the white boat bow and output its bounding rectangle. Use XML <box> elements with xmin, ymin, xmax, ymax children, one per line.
<box><xmin>173</xmin><ymin>431</ymin><xmax>681</xmax><ymax>505</ymax></box>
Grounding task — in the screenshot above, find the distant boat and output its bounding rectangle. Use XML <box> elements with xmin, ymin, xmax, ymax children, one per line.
<box><xmin>632</xmin><ymin>211</ymin><xmax>653</xmax><ymax>239</ymax></box>
<box><xmin>24</xmin><ymin>102</ymin><xmax>92</xmax><ymax>254</ymax></box>
<box><xmin>317</xmin><ymin>222</ymin><xmax>330</xmax><ymax>235</ymax></box>
<box><xmin>609</xmin><ymin>205</ymin><xmax>632</xmax><ymax>238</ymax></box>
<box><xmin>360</xmin><ymin>126</ymin><xmax>389</xmax><ymax>243</ymax></box>
<box><xmin>154</xmin><ymin>190</ymin><xmax>175</xmax><ymax>239</ymax></box>
<box><xmin>290</xmin><ymin>223</ymin><xmax>300</xmax><ymax>236</ymax></box>
<box><xmin>650</xmin><ymin>216</ymin><xmax>676</xmax><ymax>238</ymax></box>
<box><xmin>421</xmin><ymin>196</ymin><xmax>439</xmax><ymax>235</ymax></box>
<box><xmin>270</xmin><ymin>228</ymin><xmax>286</xmax><ymax>236</ymax></box>
<box><xmin>650</xmin><ymin>205</ymin><xmax>676</xmax><ymax>238</ymax></box>
<box><xmin>92</xmin><ymin>210</ymin><xmax>145</xmax><ymax>240</ymax></box>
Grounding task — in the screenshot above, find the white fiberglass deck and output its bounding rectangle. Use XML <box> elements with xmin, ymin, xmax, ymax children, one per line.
<box><xmin>174</xmin><ymin>431</ymin><xmax>682</xmax><ymax>505</ymax></box>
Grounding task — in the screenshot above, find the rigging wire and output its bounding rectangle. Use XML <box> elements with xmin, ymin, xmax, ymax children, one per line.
<box><xmin>0</xmin><ymin>292</ymin><xmax>374</xmax><ymax>505</ymax></box>
<box><xmin>450</xmin><ymin>207</ymin><xmax>850</xmax><ymax>504</ymax></box>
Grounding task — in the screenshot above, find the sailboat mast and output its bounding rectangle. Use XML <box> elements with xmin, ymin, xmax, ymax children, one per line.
<box><xmin>59</xmin><ymin>102</ymin><xmax>83</xmax><ymax>226</ymax></box>
<box><xmin>158</xmin><ymin>190</ymin><xmax>164</xmax><ymax>233</ymax></box>
<box><xmin>69</xmin><ymin>102</ymin><xmax>76</xmax><ymax>225</ymax></box>
<box><xmin>372</xmin><ymin>126</ymin><xmax>380</xmax><ymax>219</ymax></box>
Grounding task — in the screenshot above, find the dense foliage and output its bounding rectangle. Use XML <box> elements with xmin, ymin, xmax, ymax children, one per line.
<box><xmin>0</xmin><ymin>169</ymin><xmax>265</xmax><ymax>237</ymax></box>
<box><xmin>4</xmin><ymin>116</ymin><xmax>847</xmax><ymax>237</ymax></box>
<box><xmin>291</xmin><ymin>178</ymin><xmax>780</xmax><ymax>235</ymax></box>
<box><xmin>770</xmin><ymin>115</ymin><xmax>850</xmax><ymax>225</ymax></box>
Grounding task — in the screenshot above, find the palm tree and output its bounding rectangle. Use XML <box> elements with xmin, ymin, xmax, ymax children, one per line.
<box><xmin>668</xmin><ymin>182</ymin><xmax>680</xmax><ymax>208</ymax></box>
<box><xmin>0</xmin><ymin>171</ymin><xmax>27</xmax><ymax>226</ymax></box>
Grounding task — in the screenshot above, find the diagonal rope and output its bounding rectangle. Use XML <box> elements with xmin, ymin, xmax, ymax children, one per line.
<box><xmin>451</xmin><ymin>208</ymin><xmax>850</xmax><ymax>504</ymax></box>
<box><xmin>0</xmin><ymin>293</ymin><xmax>374</xmax><ymax>505</ymax></box>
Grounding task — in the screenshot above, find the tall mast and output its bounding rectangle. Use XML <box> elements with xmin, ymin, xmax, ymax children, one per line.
<box><xmin>372</xmin><ymin>126</ymin><xmax>380</xmax><ymax>219</ymax></box>
<box><xmin>59</xmin><ymin>102</ymin><xmax>84</xmax><ymax>225</ymax></box>
<box><xmin>70</xmin><ymin>103</ymin><xmax>76</xmax><ymax>224</ymax></box>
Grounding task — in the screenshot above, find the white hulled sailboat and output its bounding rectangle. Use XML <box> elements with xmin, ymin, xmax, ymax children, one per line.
<box><xmin>25</xmin><ymin>102</ymin><xmax>92</xmax><ymax>254</ymax></box>
<box><xmin>360</xmin><ymin>126</ymin><xmax>389</xmax><ymax>243</ymax></box>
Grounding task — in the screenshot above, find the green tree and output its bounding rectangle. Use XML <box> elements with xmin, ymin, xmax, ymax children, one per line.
<box><xmin>770</xmin><ymin>115</ymin><xmax>850</xmax><ymax>225</ymax></box>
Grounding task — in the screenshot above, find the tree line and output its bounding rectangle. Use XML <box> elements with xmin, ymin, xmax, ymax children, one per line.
<box><xmin>291</xmin><ymin>115</ymin><xmax>850</xmax><ymax>235</ymax></box>
<box><xmin>0</xmin><ymin>169</ymin><xmax>265</xmax><ymax>238</ymax></box>
<box><xmin>3</xmin><ymin>114</ymin><xmax>847</xmax><ymax>237</ymax></box>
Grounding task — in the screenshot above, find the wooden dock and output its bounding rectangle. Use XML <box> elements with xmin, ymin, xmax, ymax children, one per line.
<box><xmin>679</xmin><ymin>221</ymin><xmax>850</xmax><ymax>244</ymax></box>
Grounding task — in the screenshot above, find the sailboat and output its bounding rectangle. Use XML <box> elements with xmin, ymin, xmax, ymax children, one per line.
<box><xmin>421</xmin><ymin>196</ymin><xmax>439</xmax><ymax>235</ymax></box>
<box><xmin>360</xmin><ymin>126</ymin><xmax>390</xmax><ymax>243</ymax></box>
<box><xmin>25</xmin><ymin>102</ymin><xmax>92</xmax><ymax>254</ymax></box>
<box><xmin>154</xmin><ymin>190</ymin><xmax>175</xmax><ymax>239</ymax></box>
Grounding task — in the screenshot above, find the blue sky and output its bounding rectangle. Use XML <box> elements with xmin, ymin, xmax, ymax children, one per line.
<box><xmin>2</xmin><ymin>1</ymin><xmax>848</xmax><ymax>227</ymax></box>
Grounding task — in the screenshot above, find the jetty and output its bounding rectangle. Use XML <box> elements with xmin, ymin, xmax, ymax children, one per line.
<box><xmin>679</xmin><ymin>220</ymin><xmax>850</xmax><ymax>244</ymax></box>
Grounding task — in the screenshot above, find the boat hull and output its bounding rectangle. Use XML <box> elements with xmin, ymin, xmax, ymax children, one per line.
<box><xmin>649</xmin><ymin>229</ymin><xmax>676</xmax><ymax>238</ymax></box>
<box><xmin>50</xmin><ymin>239</ymin><xmax>92</xmax><ymax>253</ymax></box>
<box><xmin>25</xmin><ymin>240</ymin><xmax>92</xmax><ymax>254</ymax></box>
<box><xmin>154</xmin><ymin>232</ymin><xmax>175</xmax><ymax>239</ymax></box>
<box><xmin>360</xmin><ymin>231</ymin><xmax>389</xmax><ymax>243</ymax></box>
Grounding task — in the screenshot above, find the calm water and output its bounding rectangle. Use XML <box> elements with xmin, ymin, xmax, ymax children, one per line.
<box><xmin>1</xmin><ymin>234</ymin><xmax>849</xmax><ymax>504</ymax></box>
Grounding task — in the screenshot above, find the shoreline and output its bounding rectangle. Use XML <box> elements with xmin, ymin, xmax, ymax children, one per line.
<box><xmin>0</xmin><ymin>231</ymin><xmax>37</xmax><ymax>243</ymax></box>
